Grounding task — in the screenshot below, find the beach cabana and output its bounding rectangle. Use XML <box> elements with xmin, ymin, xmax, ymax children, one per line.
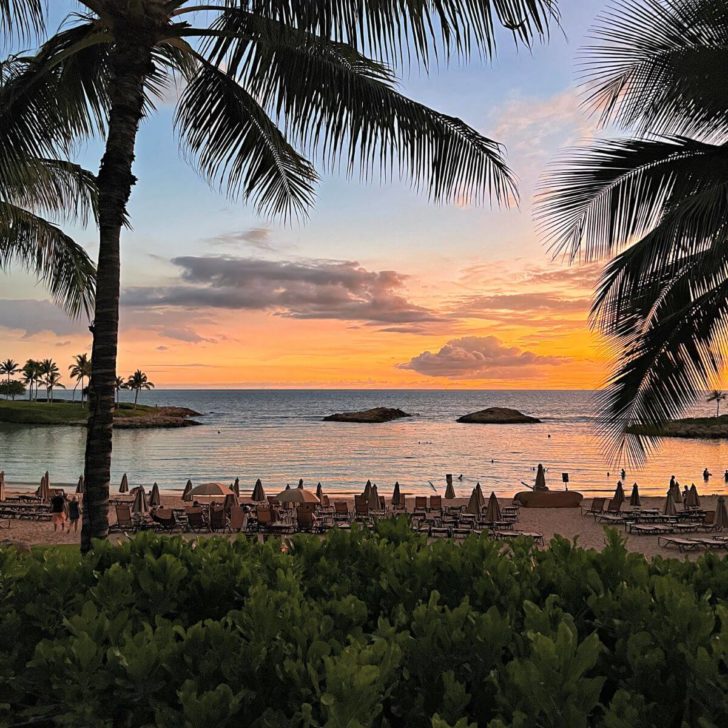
<box><xmin>132</xmin><ymin>487</ymin><xmax>148</xmax><ymax>515</ymax></box>
<box><xmin>613</xmin><ymin>481</ymin><xmax>625</xmax><ymax>506</ymax></box>
<box><xmin>232</xmin><ymin>478</ymin><xmax>240</xmax><ymax>498</ymax></box>
<box><xmin>686</xmin><ymin>483</ymin><xmax>700</xmax><ymax>508</ymax></box>
<box><xmin>445</xmin><ymin>474</ymin><xmax>456</xmax><ymax>500</ymax></box>
<box><xmin>276</xmin><ymin>486</ymin><xmax>318</xmax><ymax>504</ymax></box>
<box><xmin>149</xmin><ymin>482</ymin><xmax>161</xmax><ymax>507</ymax></box>
<box><xmin>663</xmin><ymin>491</ymin><xmax>677</xmax><ymax>516</ymax></box>
<box><xmin>188</xmin><ymin>482</ymin><xmax>228</xmax><ymax>498</ymax></box>
<box><xmin>76</xmin><ymin>476</ymin><xmax>84</xmax><ymax>495</ymax></box>
<box><xmin>119</xmin><ymin>473</ymin><xmax>129</xmax><ymax>494</ymax></box>
<box><xmin>251</xmin><ymin>478</ymin><xmax>266</xmax><ymax>502</ymax></box>
<box><xmin>182</xmin><ymin>479</ymin><xmax>193</xmax><ymax>502</ymax></box>
<box><xmin>716</xmin><ymin>496</ymin><xmax>728</xmax><ymax>530</ymax></box>
<box><xmin>484</xmin><ymin>492</ymin><xmax>502</xmax><ymax>524</ymax></box>
<box><xmin>629</xmin><ymin>483</ymin><xmax>640</xmax><ymax>507</ymax></box>
<box><xmin>391</xmin><ymin>481</ymin><xmax>401</xmax><ymax>506</ymax></box>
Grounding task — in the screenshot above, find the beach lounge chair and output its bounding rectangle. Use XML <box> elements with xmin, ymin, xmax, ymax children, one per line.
<box><xmin>493</xmin><ymin>530</ymin><xmax>544</xmax><ymax>547</ymax></box>
<box><xmin>296</xmin><ymin>507</ymin><xmax>323</xmax><ymax>533</ymax></box>
<box><xmin>583</xmin><ymin>497</ymin><xmax>606</xmax><ymax>518</ymax></box>
<box><xmin>229</xmin><ymin>506</ymin><xmax>247</xmax><ymax>533</ymax></box>
<box><xmin>151</xmin><ymin>508</ymin><xmax>178</xmax><ymax>531</ymax></box>
<box><xmin>699</xmin><ymin>510</ymin><xmax>719</xmax><ymax>531</ymax></box>
<box><xmin>692</xmin><ymin>537</ymin><xmax>728</xmax><ymax>550</ymax></box>
<box><xmin>185</xmin><ymin>508</ymin><xmax>207</xmax><ymax>532</ymax></box>
<box><xmin>354</xmin><ymin>495</ymin><xmax>370</xmax><ymax>520</ymax></box>
<box><xmin>629</xmin><ymin>523</ymin><xmax>673</xmax><ymax>535</ymax></box>
<box><xmin>113</xmin><ymin>504</ymin><xmax>135</xmax><ymax>532</ymax></box>
<box><xmin>209</xmin><ymin>506</ymin><xmax>228</xmax><ymax>532</ymax></box>
<box><xmin>414</xmin><ymin>496</ymin><xmax>427</xmax><ymax>514</ymax></box>
<box><xmin>429</xmin><ymin>495</ymin><xmax>442</xmax><ymax>513</ymax></box>
<box><xmin>658</xmin><ymin>536</ymin><xmax>703</xmax><ymax>552</ymax></box>
<box><xmin>333</xmin><ymin>501</ymin><xmax>350</xmax><ymax>523</ymax></box>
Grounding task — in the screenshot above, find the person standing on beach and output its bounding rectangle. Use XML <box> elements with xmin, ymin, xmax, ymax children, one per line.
<box><xmin>50</xmin><ymin>491</ymin><xmax>67</xmax><ymax>532</ymax></box>
<box><xmin>67</xmin><ymin>496</ymin><xmax>81</xmax><ymax>534</ymax></box>
<box><xmin>704</xmin><ymin>468</ymin><xmax>711</xmax><ymax>482</ymax></box>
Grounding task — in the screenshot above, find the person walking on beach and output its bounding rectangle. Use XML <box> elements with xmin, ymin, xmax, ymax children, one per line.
<box><xmin>50</xmin><ymin>491</ymin><xmax>67</xmax><ymax>532</ymax></box>
<box><xmin>67</xmin><ymin>496</ymin><xmax>81</xmax><ymax>534</ymax></box>
<box><xmin>704</xmin><ymin>468</ymin><xmax>711</xmax><ymax>482</ymax></box>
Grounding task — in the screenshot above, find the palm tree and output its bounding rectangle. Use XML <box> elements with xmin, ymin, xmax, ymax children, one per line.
<box><xmin>0</xmin><ymin>358</ymin><xmax>18</xmax><ymax>387</ymax></box>
<box><xmin>21</xmin><ymin>359</ymin><xmax>40</xmax><ymax>401</ymax></box>
<box><xmin>69</xmin><ymin>353</ymin><xmax>92</xmax><ymax>403</ymax></box>
<box><xmin>126</xmin><ymin>370</ymin><xmax>154</xmax><ymax>408</ymax></box>
<box><xmin>707</xmin><ymin>391</ymin><xmax>727</xmax><ymax>418</ymax></box>
<box><xmin>536</xmin><ymin>0</ymin><xmax>728</xmax><ymax>463</ymax></box>
<box><xmin>43</xmin><ymin>369</ymin><xmax>65</xmax><ymax>404</ymax></box>
<box><xmin>2</xmin><ymin>0</ymin><xmax>558</xmax><ymax>550</ymax></box>
<box><xmin>37</xmin><ymin>358</ymin><xmax>59</xmax><ymax>402</ymax></box>
<box><xmin>114</xmin><ymin>375</ymin><xmax>127</xmax><ymax>406</ymax></box>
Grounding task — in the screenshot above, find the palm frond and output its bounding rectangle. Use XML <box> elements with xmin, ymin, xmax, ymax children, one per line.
<box><xmin>175</xmin><ymin>55</ymin><xmax>317</xmax><ymax>218</ymax></box>
<box><xmin>580</xmin><ymin>0</ymin><xmax>728</xmax><ymax>138</ymax></box>
<box><xmin>0</xmin><ymin>0</ymin><xmax>44</xmax><ymax>45</ymax></box>
<box><xmin>0</xmin><ymin>201</ymin><xmax>96</xmax><ymax>317</ymax></box>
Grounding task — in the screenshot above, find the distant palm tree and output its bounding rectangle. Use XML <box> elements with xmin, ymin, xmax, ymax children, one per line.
<box><xmin>69</xmin><ymin>353</ymin><xmax>92</xmax><ymax>403</ymax></box>
<box><xmin>38</xmin><ymin>359</ymin><xmax>59</xmax><ymax>402</ymax></box>
<box><xmin>707</xmin><ymin>391</ymin><xmax>727</xmax><ymax>418</ymax></box>
<box><xmin>537</xmin><ymin>0</ymin><xmax>728</xmax><ymax>462</ymax></box>
<box><xmin>114</xmin><ymin>376</ymin><xmax>127</xmax><ymax>406</ymax></box>
<box><xmin>126</xmin><ymin>370</ymin><xmax>154</xmax><ymax>408</ymax></box>
<box><xmin>43</xmin><ymin>370</ymin><xmax>65</xmax><ymax>404</ymax></box>
<box><xmin>0</xmin><ymin>359</ymin><xmax>19</xmax><ymax>388</ymax></box>
<box><xmin>21</xmin><ymin>359</ymin><xmax>40</xmax><ymax>401</ymax></box>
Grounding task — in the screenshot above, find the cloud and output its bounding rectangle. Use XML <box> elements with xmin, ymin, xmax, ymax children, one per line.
<box><xmin>0</xmin><ymin>299</ymin><xmax>89</xmax><ymax>338</ymax></box>
<box><xmin>398</xmin><ymin>335</ymin><xmax>567</xmax><ymax>379</ymax></box>
<box><xmin>156</xmin><ymin>345</ymin><xmax>169</xmax><ymax>351</ymax></box>
<box><xmin>454</xmin><ymin>292</ymin><xmax>591</xmax><ymax>317</ymax></box>
<box><xmin>124</xmin><ymin>256</ymin><xmax>439</xmax><ymax>327</ymax></box>
<box><xmin>205</xmin><ymin>227</ymin><xmax>289</xmax><ymax>253</ymax></box>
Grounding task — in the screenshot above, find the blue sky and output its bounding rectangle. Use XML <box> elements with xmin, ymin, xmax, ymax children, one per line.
<box><xmin>2</xmin><ymin>1</ymin><xmax>615</xmax><ymax>388</ymax></box>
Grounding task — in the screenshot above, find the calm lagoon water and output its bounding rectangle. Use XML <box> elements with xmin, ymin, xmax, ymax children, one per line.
<box><xmin>2</xmin><ymin>389</ymin><xmax>727</xmax><ymax>498</ymax></box>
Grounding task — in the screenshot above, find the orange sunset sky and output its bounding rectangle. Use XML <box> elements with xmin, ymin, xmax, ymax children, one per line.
<box><xmin>1</xmin><ymin>1</ymin><xmax>614</xmax><ymax>389</ymax></box>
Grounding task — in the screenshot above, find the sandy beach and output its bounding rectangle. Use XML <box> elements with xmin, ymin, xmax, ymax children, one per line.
<box><xmin>2</xmin><ymin>485</ymin><xmax>724</xmax><ymax>560</ymax></box>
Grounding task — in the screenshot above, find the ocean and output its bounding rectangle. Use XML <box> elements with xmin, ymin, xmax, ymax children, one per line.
<box><xmin>1</xmin><ymin>389</ymin><xmax>727</xmax><ymax>498</ymax></box>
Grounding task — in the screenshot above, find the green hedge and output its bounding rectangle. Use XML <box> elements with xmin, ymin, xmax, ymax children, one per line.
<box><xmin>1</xmin><ymin>522</ymin><xmax>728</xmax><ymax>726</ymax></box>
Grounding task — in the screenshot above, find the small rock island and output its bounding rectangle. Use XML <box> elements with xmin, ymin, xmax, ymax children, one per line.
<box><xmin>323</xmin><ymin>407</ymin><xmax>411</xmax><ymax>423</ymax></box>
<box><xmin>457</xmin><ymin>407</ymin><xmax>541</xmax><ymax>424</ymax></box>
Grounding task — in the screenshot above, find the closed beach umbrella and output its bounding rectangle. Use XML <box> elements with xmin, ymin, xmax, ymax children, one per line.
<box><xmin>629</xmin><ymin>483</ymin><xmax>640</xmax><ymax>507</ymax></box>
<box><xmin>252</xmin><ymin>478</ymin><xmax>266</xmax><ymax>502</ymax></box>
<box><xmin>716</xmin><ymin>496</ymin><xmax>728</xmax><ymax>530</ymax></box>
<box><xmin>484</xmin><ymin>492</ymin><xmax>502</xmax><ymax>524</ymax></box>
<box><xmin>119</xmin><ymin>473</ymin><xmax>129</xmax><ymax>494</ymax></box>
<box><xmin>276</xmin><ymin>486</ymin><xmax>319</xmax><ymax>504</ymax></box>
<box><xmin>466</xmin><ymin>486</ymin><xmax>481</xmax><ymax>515</ymax></box>
<box><xmin>613</xmin><ymin>481</ymin><xmax>625</xmax><ymax>506</ymax></box>
<box><xmin>316</xmin><ymin>482</ymin><xmax>323</xmax><ymax>500</ymax></box>
<box><xmin>670</xmin><ymin>481</ymin><xmax>681</xmax><ymax>504</ymax></box>
<box><xmin>285</xmin><ymin>484</ymin><xmax>291</xmax><ymax>490</ymax></box>
<box><xmin>391</xmin><ymin>481</ymin><xmax>401</xmax><ymax>506</ymax></box>
<box><xmin>445</xmin><ymin>474</ymin><xmax>456</xmax><ymax>500</ymax></box>
<box><xmin>132</xmin><ymin>486</ymin><xmax>148</xmax><ymax>514</ymax></box>
<box><xmin>363</xmin><ymin>480</ymin><xmax>372</xmax><ymax>500</ymax></box>
<box><xmin>298</xmin><ymin>479</ymin><xmax>304</xmax><ymax>489</ymax></box>
<box><xmin>663</xmin><ymin>491</ymin><xmax>677</xmax><ymax>516</ymax></box>
<box><xmin>182</xmin><ymin>479</ymin><xmax>193</xmax><ymax>502</ymax></box>
<box><xmin>223</xmin><ymin>492</ymin><xmax>238</xmax><ymax>514</ymax></box>
<box><xmin>686</xmin><ymin>483</ymin><xmax>700</xmax><ymax>508</ymax></box>
<box><xmin>232</xmin><ymin>478</ymin><xmax>240</xmax><ymax>498</ymax></box>
<box><xmin>149</xmin><ymin>482</ymin><xmax>161</xmax><ymax>507</ymax></box>
<box><xmin>475</xmin><ymin>482</ymin><xmax>486</xmax><ymax>509</ymax></box>
<box><xmin>188</xmin><ymin>482</ymin><xmax>227</xmax><ymax>498</ymax></box>
<box><xmin>76</xmin><ymin>476</ymin><xmax>84</xmax><ymax>495</ymax></box>
<box><xmin>0</xmin><ymin>471</ymin><xmax>5</xmax><ymax>502</ymax></box>
<box><xmin>38</xmin><ymin>474</ymin><xmax>49</xmax><ymax>503</ymax></box>
<box><xmin>368</xmin><ymin>483</ymin><xmax>380</xmax><ymax>511</ymax></box>
<box><xmin>534</xmin><ymin>464</ymin><xmax>547</xmax><ymax>491</ymax></box>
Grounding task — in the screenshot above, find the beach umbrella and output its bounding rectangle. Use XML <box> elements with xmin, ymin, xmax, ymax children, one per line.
<box><xmin>149</xmin><ymin>482</ymin><xmax>161</xmax><ymax>507</ymax></box>
<box><xmin>535</xmin><ymin>464</ymin><xmax>547</xmax><ymax>491</ymax></box>
<box><xmin>686</xmin><ymin>483</ymin><xmax>700</xmax><ymax>508</ymax></box>
<box><xmin>232</xmin><ymin>478</ymin><xmax>240</xmax><ymax>498</ymax></box>
<box><xmin>182</xmin><ymin>479</ymin><xmax>193</xmax><ymax>502</ymax></box>
<box><xmin>0</xmin><ymin>471</ymin><xmax>5</xmax><ymax>502</ymax></box>
<box><xmin>716</xmin><ymin>496</ymin><xmax>728</xmax><ymax>530</ymax></box>
<box><xmin>629</xmin><ymin>483</ymin><xmax>640</xmax><ymax>507</ymax></box>
<box><xmin>298</xmin><ymin>479</ymin><xmax>304</xmax><ymax>489</ymax></box>
<box><xmin>276</xmin><ymin>486</ymin><xmax>319</xmax><ymax>504</ymax></box>
<box><xmin>251</xmin><ymin>478</ymin><xmax>266</xmax><ymax>502</ymax></box>
<box><xmin>119</xmin><ymin>473</ymin><xmax>129</xmax><ymax>494</ymax></box>
<box><xmin>132</xmin><ymin>486</ymin><xmax>148</xmax><ymax>514</ymax></box>
<box><xmin>368</xmin><ymin>483</ymin><xmax>380</xmax><ymax>511</ymax></box>
<box><xmin>223</xmin><ymin>492</ymin><xmax>238</xmax><ymax>514</ymax></box>
<box><xmin>613</xmin><ymin>480</ymin><xmax>625</xmax><ymax>506</ymax></box>
<box><xmin>37</xmin><ymin>474</ymin><xmax>49</xmax><ymax>503</ymax></box>
<box><xmin>466</xmin><ymin>486</ymin><xmax>481</xmax><ymax>515</ymax></box>
<box><xmin>391</xmin><ymin>481</ymin><xmax>401</xmax><ymax>506</ymax></box>
<box><xmin>316</xmin><ymin>482</ymin><xmax>323</xmax><ymax>500</ymax></box>
<box><xmin>445</xmin><ymin>474</ymin><xmax>456</xmax><ymax>499</ymax></box>
<box><xmin>188</xmin><ymin>482</ymin><xmax>227</xmax><ymax>498</ymax></box>
<box><xmin>484</xmin><ymin>492</ymin><xmax>502</xmax><ymax>524</ymax></box>
<box><xmin>363</xmin><ymin>480</ymin><xmax>372</xmax><ymax>500</ymax></box>
<box><xmin>475</xmin><ymin>482</ymin><xmax>486</xmax><ymax>509</ymax></box>
<box><xmin>76</xmin><ymin>476</ymin><xmax>84</xmax><ymax>495</ymax></box>
<box><xmin>670</xmin><ymin>480</ymin><xmax>681</xmax><ymax>504</ymax></box>
<box><xmin>663</xmin><ymin>491</ymin><xmax>677</xmax><ymax>516</ymax></box>
<box><xmin>285</xmin><ymin>484</ymin><xmax>291</xmax><ymax>490</ymax></box>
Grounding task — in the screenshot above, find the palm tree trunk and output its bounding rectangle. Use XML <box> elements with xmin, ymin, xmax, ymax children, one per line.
<box><xmin>81</xmin><ymin>39</ymin><xmax>153</xmax><ymax>553</ymax></box>
<box><xmin>134</xmin><ymin>388</ymin><xmax>139</xmax><ymax>408</ymax></box>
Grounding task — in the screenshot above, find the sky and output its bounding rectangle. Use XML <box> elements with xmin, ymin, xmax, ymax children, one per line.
<box><xmin>1</xmin><ymin>0</ymin><xmax>617</xmax><ymax>389</ymax></box>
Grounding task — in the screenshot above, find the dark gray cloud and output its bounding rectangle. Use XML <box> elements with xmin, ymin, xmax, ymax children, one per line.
<box><xmin>398</xmin><ymin>335</ymin><xmax>568</xmax><ymax>379</ymax></box>
<box><xmin>124</xmin><ymin>256</ymin><xmax>438</xmax><ymax>326</ymax></box>
<box><xmin>0</xmin><ymin>299</ymin><xmax>89</xmax><ymax>338</ymax></box>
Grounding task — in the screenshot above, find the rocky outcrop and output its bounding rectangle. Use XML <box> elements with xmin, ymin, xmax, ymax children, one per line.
<box><xmin>457</xmin><ymin>407</ymin><xmax>540</xmax><ymax>424</ymax></box>
<box><xmin>627</xmin><ymin>415</ymin><xmax>728</xmax><ymax>440</ymax></box>
<box><xmin>323</xmin><ymin>407</ymin><xmax>411</xmax><ymax>423</ymax></box>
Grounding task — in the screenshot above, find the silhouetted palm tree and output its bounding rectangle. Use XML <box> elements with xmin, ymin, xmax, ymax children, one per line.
<box><xmin>537</xmin><ymin>0</ymin><xmax>728</xmax><ymax>462</ymax></box>
<box><xmin>21</xmin><ymin>359</ymin><xmax>40</xmax><ymax>401</ymax></box>
<box><xmin>126</xmin><ymin>370</ymin><xmax>154</xmax><ymax>408</ymax></box>
<box><xmin>2</xmin><ymin>0</ymin><xmax>558</xmax><ymax>549</ymax></box>
<box><xmin>0</xmin><ymin>359</ymin><xmax>18</xmax><ymax>387</ymax></box>
<box><xmin>69</xmin><ymin>353</ymin><xmax>91</xmax><ymax>403</ymax></box>
<box><xmin>707</xmin><ymin>390</ymin><xmax>726</xmax><ymax>418</ymax></box>
<box><xmin>114</xmin><ymin>376</ymin><xmax>126</xmax><ymax>406</ymax></box>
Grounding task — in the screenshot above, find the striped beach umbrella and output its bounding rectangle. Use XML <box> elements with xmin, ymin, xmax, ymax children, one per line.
<box><xmin>251</xmin><ymin>478</ymin><xmax>266</xmax><ymax>502</ymax></box>
<box><xmin>119</xmin><ymin>473</ymin><xmax>129</xmax><ymax>494</ymax></box>
<box><xmin>182</xmin><ymin>479</ymin><xmax>193</xmax><ymax>501</ymax></box>
<box><xmin>444</xmin><ymin>474</ymin><xmax>456</xmax><ymax>499</ymax></box>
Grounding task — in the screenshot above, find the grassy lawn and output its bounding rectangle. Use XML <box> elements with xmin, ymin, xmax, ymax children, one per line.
<box><xmin>0</xmin><ymin>400</ymin><xmax>156</xmax><ymax>425</ymax></box>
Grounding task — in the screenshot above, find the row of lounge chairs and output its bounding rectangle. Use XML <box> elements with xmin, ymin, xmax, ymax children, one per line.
<box><xmin>658</xmin><ymin>534</ymin><xmax>728</xmax><ymax>552</ymax></box>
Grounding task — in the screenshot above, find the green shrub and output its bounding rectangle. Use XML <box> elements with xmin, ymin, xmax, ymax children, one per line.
<box><xmin>1</xmin><ymin>525</ymin><xmax>727</xmax><ymax>726</ymax></box>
